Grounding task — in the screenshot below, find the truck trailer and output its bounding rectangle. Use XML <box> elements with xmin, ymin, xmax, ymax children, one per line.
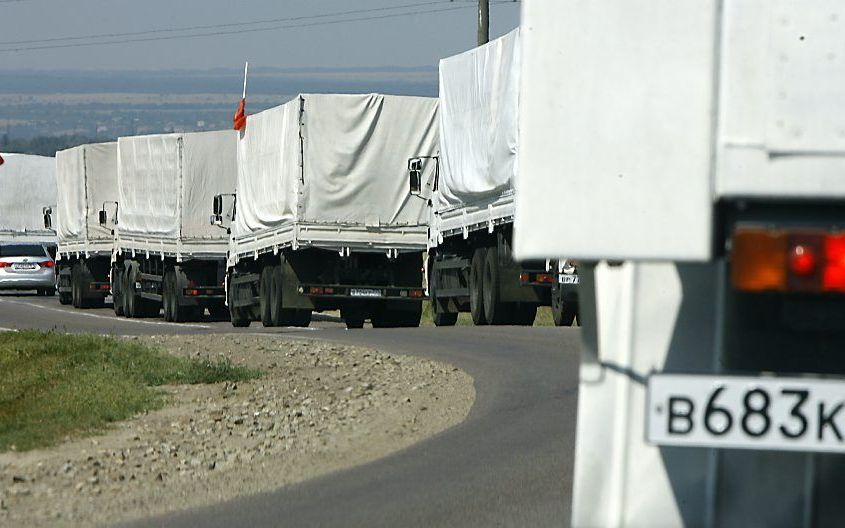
<box><xmin>1</xmin><ymin>153</ymin><xmax>57</xmax><ymax>248</ymax></box>
<box><xmin>417</xmin><ymin>29</ymin><xmax>579</xmax><ymax>328</ymax></box>
<box><xmin>112</xmin><ymin>130</ymin><xmax>237</xmax><ymax>321</ymax></box>
<box><xmin>516</xmin><ymin>1</ymin><xmax>845</xmax><ymax>526</ymax></box>
<box><xmin>221</xmin><ymin>93</ymin><xmax>438</xmax><ymax>329</ymax></box>
<box><xmin>53</xmin><ymin>142</ymin><xmax>118</xmax><ymax>307</ymax></box>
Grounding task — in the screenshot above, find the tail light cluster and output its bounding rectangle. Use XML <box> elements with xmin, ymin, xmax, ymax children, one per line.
<box><xmin>0</xmin><ymin>261</ymin><xmax>54</xmax><ymax>268</ymax></box>
<box><xmin>731</xmin><ymin>228</ymin><xmax>845</xmax><ymax>293</ymax></box>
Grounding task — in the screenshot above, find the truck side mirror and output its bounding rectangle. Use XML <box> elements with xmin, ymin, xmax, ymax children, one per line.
<box><xmin>408</xmin><ymin>158</ymin><xmax>422</xmax><ymax>195</ymax></box>
<box><xmin>42</xmin><ymin>207</ymin><xmax>53</xmax><ymax>230</ymax></box>
<box><xmin>98</xmin><ymin>209</ymin><xmax>108</xmax><ymax>226</ymax></box>
<box><xmin>210</xmin><ymin>214</ymin><xmax>223</xmax><ymax>226</ymax></box>
<box><xmin>213</xmin><ymin>194</ymin><xmax>223</xmax><ymax>216</ymax></box>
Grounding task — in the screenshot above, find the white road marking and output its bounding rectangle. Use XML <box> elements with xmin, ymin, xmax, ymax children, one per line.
<box><xmin>0</xmin><ymin>298</ymin><xmax>211</xmax><ymax>329</ymax></box>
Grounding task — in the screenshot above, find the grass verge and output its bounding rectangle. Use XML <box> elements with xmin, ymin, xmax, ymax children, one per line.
<box><xmin>0</xmin><ymin>330</ymin><xmax>258</xmax><ymax>452</ymax></box>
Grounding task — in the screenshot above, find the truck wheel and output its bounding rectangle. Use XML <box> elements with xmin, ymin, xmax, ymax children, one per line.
<box><xmin>292</xmin><ymin>309</ymin><xmax>312</xmax><ymax>327</ymax></box>
<box><xmin>551</xmin><ymin>285</ymin><xmax>577</xmax><ymax>326</ymax></box>
<box><xmin>228</xmin><ymin>280</ymin><xmax>251</xmax><ymax>328</ymax></box>
<box><xmin>341</xmin><ymin>305</ymin><xmax>366</xmax><ymax>329</ymax></box>
<box><xmin>482</xmin><ymin>247</ymin><xmax>512</xmax><ymax>325</ymax></box>
<box><xmin>259</xmin><ymin>266</ymin><xmax>273</xmax><ymax>326</ymax></box>
<box><xmin>71</xmin><ymin>263</ymin><xmax>81</xmax><ymax>308</ymax></box>
<box><xmin>162</xmin><ymin>270</ymin><xmax>176</xmax><ymax>321</ymax></box>
<box><xmin>58</xmin><ymin>264</ymin><xmax>72</xmax><ymax>305</ymax></box>
<box><xmin>429</xmin><ymin>257</ymin><xmax>458</xmax><ymax>327</ymax></box>
<box><xmin>469</xmin><ymin>248</ymin><xmax>487</xmax><ymax>325</ymax></box>
<box><xmin>513</xmin><ymin>303</ymin><xmax>537</xmax><ymax>326</ymax></box>
<box><xmin>112</xmin><ymin>264</ymin><xmax>124</xmax><ymax>316</ymax></box>
<box><xmin>167</xmin><ymin>268</ymin><xmax>201</xmax><ymax>322</ymax></box>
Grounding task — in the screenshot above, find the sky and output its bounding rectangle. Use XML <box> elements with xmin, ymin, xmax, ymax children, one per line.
<box><xmin>0</xmin><ymin>0</ymin><xmax>521</xmax><ymax>71</ymax></box>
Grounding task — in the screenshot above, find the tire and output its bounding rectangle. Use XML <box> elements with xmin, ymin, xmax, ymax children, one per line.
<box><xmin>429</xmin><ymin>257</ymin><xmax>457</xmax><ymax>327</ymax></box>
<box><xmin>513</xmin><ymin>303</ymin><xmax>537</xmax><ymax>326</ymax></box>
<box><xmin>270</xmin><ymin>264</ymin><xmax>296</xmax><ymax>326</ymax></box>
<box><xmin>341</xmin><ymin>305</ymin><xmax>365</xmax><ymax>329</ymax></box>
<box><xmin>482</xmin><ymin>247</ymin><xmax>511</xmax><ymax>325</ymax></box>
<box><xmin>71</xmin><ymin>263</ymin><xmax>81</xmax><ymax>308</ymax></box>
<box><xmin>162</xmin><ymin>270</ymin><xmax>175</xmax><ymax>322</ymax></box>
<box><xmin>121</xmin><ymin>267</ymin><xmax>132</xmax><ymax>317</ymax></box>
<box><xmin>259</xmin><ymin>266</ymin><xmax>273</xmax><ymax>327</ymax></box>
<box><xmin>292</xmin><ymin>309</ymin><xmax>312</xmax><ymax>328</ymax></box>
<box><xmin>112</xmin><ymin>264</ymin><xmax>124</xmax><ymax>316</ymax></box>
<box><xmin>551</xmin><ymin>284</ymin><xmax>577</xmax><ymax>327</ymax></box>
<box><xmin>228</xmin><ymin>276</ymin><xmax>251</xmax><ymax>328</ymax></box>
<box><xmin>167</xmin><ymin>268</ymin><xmax>200</xmax><ymax>322</ymax></box>
<box><xmin>469</xmin><ymin>248</ymin><xmax>487</xmax><ymax>326</ymax></box>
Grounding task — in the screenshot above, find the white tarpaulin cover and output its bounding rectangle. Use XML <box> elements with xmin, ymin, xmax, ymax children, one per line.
<box><xmin>0</xmin><ymin>153</ymin><xmax>57</xmax><ymax>242</ymax></box>
<box><xmin>233</xmin><ymin>93</ymin><xmax>439</xmax><ymax>240</ymax></box>
<box><xmin>436</xmin><ymin>28</ymin><xmax>519</xmax><ymax>211</ymax></box>
<box><xmin>117</xmin><ymin>130</ymin><xmax>237</xmax><ymax>243</ymax></box>
<box><xmin>56</xmin><ymin>142</ymin><xmax>117</xmax><ymax>244</ymax></box>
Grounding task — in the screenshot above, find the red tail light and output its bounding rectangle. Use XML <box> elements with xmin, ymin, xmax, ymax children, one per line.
<box><xmin>41</xmin><ymin>261</ymin><xmax>55</xmax><ymax>268</ymax></box>
<box><xmin>732</xmin><ymin>228</ymin><xmax>845</xmax><ymax>293</ymax></box>
<box><xmin>0</xmin><ymin>262</ymin><xmax>10</xmax><ymax>268</ymax></box>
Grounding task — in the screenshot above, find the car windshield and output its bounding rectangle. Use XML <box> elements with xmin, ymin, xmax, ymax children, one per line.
<box><xmin>0</xmin><ymin>244</ymin><xmax>47</xmax><ymax>258</ymax></box>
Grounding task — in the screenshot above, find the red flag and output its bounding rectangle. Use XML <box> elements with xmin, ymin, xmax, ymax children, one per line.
<box><xmin>233</xmin><ymin>98</ymin><xmax>246</xmax><ymax>131</ymax></box>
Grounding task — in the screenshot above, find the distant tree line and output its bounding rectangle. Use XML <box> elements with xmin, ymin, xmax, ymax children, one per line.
<box><xmin>0</xmin><ymin>135</ymin><xmax>114</xmax><ymax>157</ymax></box>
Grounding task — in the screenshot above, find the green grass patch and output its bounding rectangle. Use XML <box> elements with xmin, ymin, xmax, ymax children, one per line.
<box><xmin>420</xmin><ymin>302</ymin><xmax>555</xmax><ymax>326</ymax></box>
<box><xmin>0</xmin><ymin>331</ymin><xmax>258</xmax><ymax>452</ymax></box>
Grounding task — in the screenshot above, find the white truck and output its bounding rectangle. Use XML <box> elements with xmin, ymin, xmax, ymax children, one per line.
<box><xmin>219</xmin><ymin>93</ymin><xmax>438</xmax><ymax>329</ymax></box>
<box><xmin>52</xmin><ymin>142</ymin><xmax>118</xmax><ymax>307</ymax></box>
<box><xmin>0</xmin><ymin>153</ymin><xmax>57</xmax><ymax>247</ymax></box>
<box><xmin>516</xmin><ymin>2</ymin><xmax>845</xmax><ymax>526</ymax></box>
<box><xmin>111</xmin><ymin>130</ymin><xmax>237</xmax><ymax>321</ymax></box>
<box><xmin>415</xmin><ymin>29</ymin><xmax>579</xmax><ymax>328</ymax></box>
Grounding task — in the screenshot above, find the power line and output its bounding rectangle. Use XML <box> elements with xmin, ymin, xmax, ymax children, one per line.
<box><xmin>0</xmin><ymin>1</ymin><xmax>449</xmax><ymax>46</ymax></box>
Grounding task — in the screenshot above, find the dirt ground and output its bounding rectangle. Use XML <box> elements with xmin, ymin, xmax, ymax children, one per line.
<box><xmin>0</xmin><ymin>333</ymin><xmax>475</xmax><ymax>527</ymax></box>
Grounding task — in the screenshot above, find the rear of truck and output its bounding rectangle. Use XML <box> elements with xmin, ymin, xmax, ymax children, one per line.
<box><xmin>0</xmin><ymin>153</ymin><xmax>57</xmax><ymax>295</ymax></box>
<box><xmin>114</xmin><ymin>130</ymin><xmax>236</xmax><ymax>321</ymax></box>
<box><xmin>54</xmin><ymin>142</ymin><xmax>117</xmax><ymax>307</ymax></box>
<box><xmin>516</xmin><ymin>2</ymin><xmax>845</xmax><ymax>526</ymax></box>
<box><xmin>225</xmin><ymin>93</ymin><xmax>438</xmax><ymax>329</ymax></box>
<box><xmin>424</xmin><ymin>29</ymin><xmax>579</xmax><ymax>328</ymax></box>
<box><xmin>0</xmin><ymin>153</ymin><xmax>57</xmax><ymax>247</ymax></box>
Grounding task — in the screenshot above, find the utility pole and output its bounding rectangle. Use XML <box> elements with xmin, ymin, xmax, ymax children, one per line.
<box><xmin>477</xmin><ymin>0</ymin><xmax>489</xmax><ymax>46</ymax></box>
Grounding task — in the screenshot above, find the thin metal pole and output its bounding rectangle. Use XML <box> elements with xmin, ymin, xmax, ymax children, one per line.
<box><xmin>477</xmin><ymin>0</ymin><xmax>489</xmax><ymax>46</ymax></box>
<box><xmin>242</xmin><ymin>61</ymin><xmax>249</xmax><ymax>99</ymax></box>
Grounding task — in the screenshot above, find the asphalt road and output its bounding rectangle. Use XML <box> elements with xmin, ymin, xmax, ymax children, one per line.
<box><xmin>0</xmin><ymin>293</ymin><xmax>580</xmax><ymax>528</ymax></box>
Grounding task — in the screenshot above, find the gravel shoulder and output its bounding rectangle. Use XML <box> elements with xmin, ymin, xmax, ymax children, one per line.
<box><xmin>0</xmin><ymin>333</ymin><xmax>475</xmax><ymax>527</ymax></box>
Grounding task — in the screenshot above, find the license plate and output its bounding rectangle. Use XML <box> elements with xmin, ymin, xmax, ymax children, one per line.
<box><xmin>647</xmin><ymin>374</ymin><xmax>845</xmax><ymax>453</ymax></box>
<box><xmin>559</xmin><ymin>274</ymin><xmax>579</xmax><ymax>285</ymax></box>
<box><xmin>349</xmin><ymin>288</ymin><xmax>382</xmax><ymax>298</ymax></box>
<box><xmin>13</xmin><ymin>263</ymin><xmax>37</xmax><ymax>270</ymax></box>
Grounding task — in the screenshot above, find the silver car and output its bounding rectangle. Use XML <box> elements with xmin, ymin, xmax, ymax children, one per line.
<box><xmin>0</xmin><ymin>243</ymin><xmax>56</xmax><ymax>295</ymax></box>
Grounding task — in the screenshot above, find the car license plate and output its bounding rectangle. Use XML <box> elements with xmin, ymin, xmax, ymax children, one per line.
<box><xmin>559</xmin><ymin>274</ymin><xmax>579</xmax><ymax>285</ymax></box>
<box><xmin>13</xmin><ymin>263</ymin><xmax>37</xmax><ymax>270</ymax></box>
<box><xmin>350</xmin><ymin>288</ymin><xmax>382</xmax><ymax>298</ymax></box>
<box><xmin>647</xmin><ymin>374</ymin><xmax>845</xmax><ymax>453</ymax></box>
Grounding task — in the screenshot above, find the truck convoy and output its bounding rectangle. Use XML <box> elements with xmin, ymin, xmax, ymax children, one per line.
<box><xmin>418</xmin><ymin>29</ymin><xmax>579</xmax><ymax>327</ymax></box>
<box><xmin>0</xmin><ymin>153</ymin><xmax>57</xmax><ymax>248</ymax></box>
<box><xmin>221</xmin><ymin>93</ymin><xmax>438</xmax><ymax>329</ymax></box>
<box><xmin>53</xmin><ymin>142</ymin><xmax>118</xmax><ymax>307</ymax></box>
<box><xmin>112</xmin><ymin>130</ymin><xmax>237</xmax><ymax>321</ymax></box>
<box><xmin>516</xmin><ymin>1</ymin><xmax>845</xmax><ymax>526</ymax></box>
